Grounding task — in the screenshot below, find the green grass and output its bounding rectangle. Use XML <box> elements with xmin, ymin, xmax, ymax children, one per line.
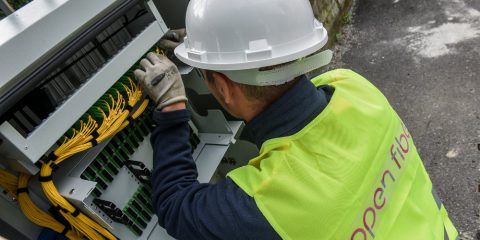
<box><xmin>342</xmin><ymin>11</ymin><xmax>352</xmax><ymax>25</ymax></box>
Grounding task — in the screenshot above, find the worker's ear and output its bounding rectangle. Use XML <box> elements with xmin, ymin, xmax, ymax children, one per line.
<box><xmin>211</xmin><ymin>72</ymin><xmax>235</xmax><ymax>105</ymax></box>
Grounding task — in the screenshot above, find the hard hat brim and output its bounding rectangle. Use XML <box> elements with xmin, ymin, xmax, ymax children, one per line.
<box><xmin>174</xmin><ymin>28</ymin><xmax>328</xmax><ymax>71</ymax></box>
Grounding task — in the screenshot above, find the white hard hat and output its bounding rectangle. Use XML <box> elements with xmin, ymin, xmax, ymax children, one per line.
<box><xmin>175</xmin><ymin>0</ymin><xmax>332</xmax><ymax>86</ymax></box>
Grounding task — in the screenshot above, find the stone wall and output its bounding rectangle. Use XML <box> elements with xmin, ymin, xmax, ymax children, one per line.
<box><xmin>310</xmin><ymin>0</ymin><xmax>352</xmax><ymax>45</ymax></box>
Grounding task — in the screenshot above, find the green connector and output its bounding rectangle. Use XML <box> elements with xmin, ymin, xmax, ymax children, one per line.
<box><xmin>89</xmin><ymin>161</ymin><xmax>101</xmax><ymax>173</ymax></box>
<box><xmin>94</xmin><ymin>169</ymin><xmax>111</xmax><ymax>186</ymax></box>
<box><xmin>91</xmin><ymin>188</ymin><xmax>101</xmax><ymax>198</ymax></box>
<box><xmin>128</xmin><ymin>130</ymin><xmax>142</xmax><ymax>146</ymax></box>
<box><xmin>107</xmin><ymin>162</ymin><xmax>119</xmax><ymax>175</ymax></box>
<box><xmin>88</xmin><ymin>107</ymin><xmax>106</xmax><ymax>124</ymax></box>
<box><xmin>100</xmin><ymin>169</ymin><xmax>114</xmax><ymax>183</ymax></box>
<box><xmin>140</xmin><ymin>185</ymin><xmax>153</xmax><ymax>199</ymax></box>
<box><xmin>98</xmin><ymin>158</ymin><xmax>117</xmax><ymax>176</ymax></box>
<box><xmin>104</xmin><ymin>164</ymin><xmax>116</xmax><ymax>176</ymax></box>
<box><xmin>124</xmin><ymin>207</ymin><xmax>144</xmax><ymax>235</ymax></box>
<box><xmin>109</xmin><ymin>136</ymin><xmax>122</xmax><ymax>149</ymax></box>
<box><xmin>138</xmin><ymin>119</ymin><xmax>150</xmax><ymax>136</ymax></box>
<box><xmin>117</xmin><ymin>148</ymin><xmax>130</xmax><ymax>161</ymax></box>
<box><xmin>124</xmin><ymin>206</ymin><xmax>147</xmax><ymax>229</ymax></box>
<box><xmin>94</xmin><ymin>176</ymin><xmax>108</xmax><ymax>190</ymax></box>
<box><xmin>125</xmin><ymin>126</ymin><xmax>141</xmax><ymax>148</ymax></box>
<box><xmin>82</xmin><ymin>167</ymin><xmax>96</xmax><ymax>181</ymax></box>
<box><xmin>136</xmin><ymin>189</ymin><xmax>149</xmax><ymax>204</ymax></box>
<box><xmin>139</xmin><ymin>185</ymin><xmax>150</xmax><ymax>197</ymax></box>
<box><xmin>133</xmin><ymin>126</ymin><xmax>145</xmax><ymax>142</ymax></box>
<box><xmin>144</xmin><ymin>114</ymin><xmax>153</xmax><ymax>128</ymax></box>
<box><xmin>98</xmin><ymin>150</ymin><xmax>108</xmax><ymax>160</ymax></box>
<box><xmin>135</xmin><ymin>190</ymin><xmax>154</xmax><ymax>215</ymax></box>
<box><xmin>97</xmin><ymin>151</ymin><xmax>118</xmax><ymax>169</ymax></box>
<box><xmin>109</xmin><ymin>153</ymin><xmax>124</xmax><ymax>168</ymax></box>
<box><xmin>129</xmin><ymin>188</ymin><xmax>152</xmax><ymax>216</ymax></box>
<box><xmin>80</xmin><ymin>172</ymin><xmax>92</xmax><ymax>181</ymax></box>
<box><xmin>97</xmin><ymin>153</ymin><xmax>119</xmax><ymax>174</ymax></box>
<box><xmin>95</xmin><ymin>155</ymin><xmax>107</xmax><ymax>166</ymax></box>
<box><xmin>118</xmin><ymin>131</ymin><xmax>129</xmax><ymax>142</ymax></box>
<box><xmin>143</xmin><ymin>182</ymin><xmax>153</xmax><ymax>194</ymax></box>
<box><xmin>128</xmin><ymin>224</ymin><xmax>142</xmax><ymax>236</ymax></box>
<box><xmin>123</xmin><ymin>137</ymin><xmax>136</xmax><ymax>155</ymax></box>
<box><xmin>135</xmin><ymin>200</ymin><xmax>153</xmax><ymax>217</ymax></box>
<box><xmin>129</xmin><ymin>200</ymin><xmax>151</xmax><ymax>222</ymax></box>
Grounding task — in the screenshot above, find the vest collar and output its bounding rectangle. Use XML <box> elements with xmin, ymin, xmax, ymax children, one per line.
<box><xmin>240</xmin><ymin>75</ymin><xmax>328</xmax><ymax>148</ymax></box>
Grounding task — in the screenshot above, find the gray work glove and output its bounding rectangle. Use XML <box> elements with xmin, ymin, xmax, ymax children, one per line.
<box><xmin>158</xmin><ymin>29</ymin><xmax>186</xmax><ymax>51</ymax></box>
<box><xmin>134</xmin><ymin>52</ymin><xmax>187</xmax><ymax>109</ymax></box>
<box><xmin>158</xmin><ymin>29</ymin><xmax>193</xmax><ymax>75</ymax></box>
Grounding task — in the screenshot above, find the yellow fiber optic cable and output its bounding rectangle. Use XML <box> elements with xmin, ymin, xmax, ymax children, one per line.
<box><xmin>17</xmin><ymin>174</ymin><xmax>82</xmax><ymax>240</ymax></box>
<box><xmin>114</xmin><ymin>99</ymin><xmax>150</xmax><ymax>134</ymax></box>
<box><xmin>0</xmin><ymin>168</ymin><xmax>82</xmax><ymax>239</ymax></box>
<box><xmin>38</xmin><ymin>79</ymin><xmax>148</xmax><ymax>240</ymax></box>
<box><xmin>0</xmin><ymin>169</ymin><xmax>18</xmax><ymax>197</ymax></box>
<box><xmin>40</xmin><ymin>128</ymin><xmax>117</xmax><ymax>239</ymax></box>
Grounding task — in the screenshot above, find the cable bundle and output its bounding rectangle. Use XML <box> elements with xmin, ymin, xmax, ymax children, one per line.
<box><xmin>38</xmin><ymin>76</ymin><xmax>149</xmax><ymax>239</ymax></box>
<box><xmin>17</xmin><ymin>174</ymin><xmax>82</xmax><ymax>239</ymax></box>
<box><xmin>0</xmin><ymin>168</ymin><xmax>18</xmax><ymax>198</ymax></box>
<box><xmin>0</xmin><ymin>47</ymin><xmax>163</xmax><ymax>239</ymax></box>
<box><xmin>0</xmin><ymin>169</ymin><xmax>81</xmax><ymax>239</ymax></box>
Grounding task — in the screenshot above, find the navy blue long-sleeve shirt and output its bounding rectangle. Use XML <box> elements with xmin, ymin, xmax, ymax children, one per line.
<box><xmin>151</xmin><ymin>76</ymin><xmax>333</xmax><ymax>239</ymax></box>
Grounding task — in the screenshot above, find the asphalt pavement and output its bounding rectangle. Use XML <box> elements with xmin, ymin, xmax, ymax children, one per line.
<box><xmin>328</xmin><ymin>0</ymin><xmax>480</xmax><ymax>238</ymax></box>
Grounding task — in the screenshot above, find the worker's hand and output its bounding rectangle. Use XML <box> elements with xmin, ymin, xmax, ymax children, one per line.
<box><xmin>134</xmin><ymin>52</ymin><xmax>187</xmax><ymax>110</ymax></box>
<box><xmin>158</xmin><ymin>29</ymin><xmax>186</xmax><ymax>51</ymax></box>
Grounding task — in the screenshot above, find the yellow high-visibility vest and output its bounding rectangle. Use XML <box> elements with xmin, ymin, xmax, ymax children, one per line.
<box><xmin>227</xmin><ymin>69</ymin><xmax>458</xmax><ymax>239</ymax></box>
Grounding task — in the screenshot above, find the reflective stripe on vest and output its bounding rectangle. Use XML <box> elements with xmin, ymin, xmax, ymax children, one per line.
<box><xmin>227</xmin><ymin>69</ymin><xmax>458</xmax><ymax>240</ymax></box>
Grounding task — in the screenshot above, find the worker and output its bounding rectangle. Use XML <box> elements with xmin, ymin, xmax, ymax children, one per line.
<box><xmin>134</xmin><ymin>0</ymin><xmax>458</xmax><ymax>239</ymax></box>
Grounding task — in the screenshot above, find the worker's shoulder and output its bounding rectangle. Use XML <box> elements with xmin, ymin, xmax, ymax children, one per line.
<box><xmin>310</xmin><ymin>68</ymin><xmax>375</xmax><ymax>89</ymax></box>
<box><xmin>313</xmin><ymin>68</ymin><xmax>367</xmax><ymax>81</ymax></box>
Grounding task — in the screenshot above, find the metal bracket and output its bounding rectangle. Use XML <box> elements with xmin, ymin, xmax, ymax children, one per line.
<box><xmin>93</xmin><ymin>198</ymin><xmax>132</xmax><ymax>225</ymax></box>
<box><xmin>125</xmin><ymin>160</ymin><xmax>151</xmax><ymax>184</ymax></box>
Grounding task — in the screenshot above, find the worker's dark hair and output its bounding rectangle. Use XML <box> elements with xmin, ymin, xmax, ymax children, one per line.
<box><xmin>205</xmin><ymin>63</ymin><xmax>301</xmax><ymax>104</ymax></box>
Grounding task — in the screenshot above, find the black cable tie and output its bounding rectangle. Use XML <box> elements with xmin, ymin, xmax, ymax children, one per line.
<box><xmin>91</xmin><ymin>139</ymin><xmax>98</xmax><ymax>147</ymax></box>
<box><xmin>38</xmin><ymin>175</ymin><xmax>53</xmax><ymax>182</ymax></box>
<box><xmin>53</xmin><ymin>205</ymin><xmax>69</xmax><ymax>214</ymax></box>
<box><xmin>43</xmin><ymin>158</ymin><xmax>53</xmax><ymax>165</ymax></box>
<box><xmin>71</xmin><ymin>208</ymin><xmax>81</xmax><ymax>217</ymax></box>
<box><xmin>60</xmin><ymin>226</ymin><xmax>69</xmax><ymax>236</ymax></box>
<box><xmin>49</xmin><ymin>162</ymin><xmax>60</xmax><ymax>172</ymax></box>
<box><xmin>46</xmin><ymin>151</ymin><xmax>57</xmax><ymax>161</ymax></box>
<box><xmin>91</xmin><ymin>131</ymin><xmax>100</xmax><ymax>139</ymax></box>
<box><xmin>17</xmin><ymin>188</ymin><xmax>29</xmax><ymax>194</ymax></box>
<box><xmin>127</xmin><ymin>115</ymin><xmax>135</xmax><ymax>123</ymax></box>
<box><xmin>53</xmin><ymin>205</ymin><xmax>62</xmax><ymax>212</ymax></box>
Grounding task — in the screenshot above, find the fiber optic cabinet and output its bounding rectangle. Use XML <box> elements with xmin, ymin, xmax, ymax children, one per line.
<box><xmin>0</xmin><ymin>1</ymin><xmax>257</xmax><ymax>239</ymax></box>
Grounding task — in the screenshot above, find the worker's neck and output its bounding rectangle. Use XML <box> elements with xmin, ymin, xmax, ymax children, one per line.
<box><xmin>225</xmin><ymin>85</ymin><xmax>268</xmax><ymax>123</ymax></box>
<box><xmin>240</xmin><ymin>76</ymin><xmax>330</xmax><ymax>148</ymax></box>
<box><xmin>241</xmin><ymin>101</ymin><xmax>269</xmax><ymax>123</ymax></box>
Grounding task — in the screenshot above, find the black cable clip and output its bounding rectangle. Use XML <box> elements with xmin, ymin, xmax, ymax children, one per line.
<box><xmin>125</xmin><ymin>160</ymin><xmax>151</xmax><ymax>184</ymax></box>
<box><xmin>93</xmin><ymin>199</ymin><xmax>132</xmax><ymax>225</ymax></box>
